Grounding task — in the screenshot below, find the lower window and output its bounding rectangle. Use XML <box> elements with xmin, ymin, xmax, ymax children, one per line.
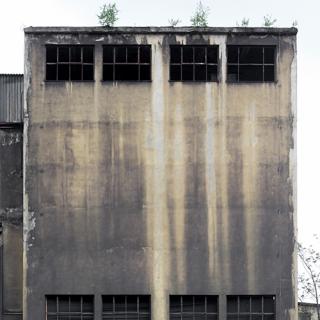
<box><xmin>227</xmin><ymin>295</ymin><xmax>275</xmax><ymax>320</ymax></box>
<box><xmin>46</xmin><ymin>295</ymin><xmax>94</xmax><ymax>320</ymax></box>
<box><xmin>102</xmin><ymin>295</ymin><xmax>151</xmax><ymax>320</ymax></box>
<box><xmin>170</xmin><ymin>295</ymin><xmax>218</xmax><ymax>320</ymax></box>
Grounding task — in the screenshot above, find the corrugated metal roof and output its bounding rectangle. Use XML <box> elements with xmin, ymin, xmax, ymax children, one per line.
<box><xmin>0</xmin><ymin>74</ymin><xmax>24</xmax><ymax>124</ymax></box>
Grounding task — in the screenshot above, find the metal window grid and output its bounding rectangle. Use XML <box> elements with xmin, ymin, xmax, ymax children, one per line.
<box><xmin>102</xmin><ymin>295</ymin><xmax>151</xmax><ymax>320</ymax></box>
<box><xmin>46</xmin><ymin>295</ymin><xmax>94</xmax><ymax>320</ymax></box>
<box><xmin>46</xmin><ymin>45</ymin><xmax>95</xmax><ymax>81</ymax></box>
<box><xmin>226</xmin><ymin>295</ymin><xmax>276</xmax><ymax>320</ymax></box>
<box><xmin>169</xmin><ymin>45</ymin><xmax>219</xmax><ymax>82</ymax></box>
<box><xmin>169</xmin><ymin>295</ymin><xmax>219</xmax><ymax>320</ymax></box>
<box><xmin>227</xmin><ymin>45</ymin><xmax>276</xmax><ymax>82</ymax></box>
<box><xmin>102</xmin><ymin>45</ymin><xmax>152</xmax><ymax>81</ymax></box>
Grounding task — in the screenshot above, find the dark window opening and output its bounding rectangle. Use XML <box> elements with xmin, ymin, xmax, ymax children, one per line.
<box><xmin>102</xmin><ymin>295</ymin><xmax>151</xmax><ymax>320</ymax></box>
<box><xmin>46</xmin><ymin>295</ymin><xmax>94</xmax><ymax>320</ymax></box>
<box><xmin>227</xmin><ymin>46</ymin><xmax>275</xmax><ymax>82</ymax></box>
<box><xmin>170</xmin><ymin>45</ymin><xmax>218</xmax><ymax>82</ymax></box>
<box><xmin>45</xmin><ymin>45</ymin><xmax>94</xmax><ymax>81</ymax></box>
<box><xmin>227</xmin><ymin>295</ymin><xmax>275</xmax><ymax>320</ymax></box>
<box><xmin>170</xmin><ymin>295</ymin><xmax>218</xmax><ymax>320</ymax></box>
<box><xmin>103</xmin><ymin>45</ymin><xmax>151</xmax><ymax>81</ymax></box>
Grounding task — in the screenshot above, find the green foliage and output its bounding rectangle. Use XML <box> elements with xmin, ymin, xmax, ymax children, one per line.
<box><xmin>97</xmin><ymin>3</ymin><xmax>119</xmax><ymax>27</ymax></box>
<box><xmin>262</xmin><ymin>15</ymin><xmax>277</xmax><ymax>27</ymax></box>
<box><xmin>190</xmin><ymin>1</ymin><xmax>210</xmax><ymax>27</ymax></box>
<box><xmin>237</xmin><ymin>18</ymin><xmax>250</xmax><ymax>27</ymax></box>
<box><xmin>169</xmin><ymin>18</ymin><xmax>181</xmax><ymax>27</ymax></box>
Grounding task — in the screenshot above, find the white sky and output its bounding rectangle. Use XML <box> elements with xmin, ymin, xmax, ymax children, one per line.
<box><xmin>0</xmin><ymin>0</ymin><xmax>319</xmax><ymax>247</ymax></box>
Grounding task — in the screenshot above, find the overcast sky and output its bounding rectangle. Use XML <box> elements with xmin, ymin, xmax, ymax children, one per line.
<box><xmin>0</xmin><ymin>0</ymin><xmax>319</xmax><ymax>247</ymax></box>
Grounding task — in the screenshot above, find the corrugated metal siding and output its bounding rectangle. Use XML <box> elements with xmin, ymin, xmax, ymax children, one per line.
<box><xmin>0</xmin><ymin>74</ymin><xmax>23</xmax><ymax>123</ymax></box>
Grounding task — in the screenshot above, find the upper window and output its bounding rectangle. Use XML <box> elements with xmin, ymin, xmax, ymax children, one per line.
<box><xmin>227</xmin><ymin>46</ymin><xmax>276</xmax><ymax>82</ymax></box>
<box><xmin>46</xmin><ymin>295</ymin><xmax>94</xmax><ymax>320</ymax></box>
<box><xmin>170</xmin><ymin>45</ymin><xmax>218</xmax><ymax>82</ymax></box>
<box><xmin>103</xmin><ymin>45</ymin><xmax>151</xmax><ymax>81</ymax></box>
<box><xmin>170</xmin><ymin>295</ymin><xmax>218</xmax><ymax>320</ymax></box>
<box><xmin>46</xmin><ymin>45</ymin><xmax>94</xmax><ymax>81</ymax></box>
<box><xmin>227</xmin><ymin>295</ymin><xmax>276</xmax><ymax>320</ymax></box>
<box><xmin>102</xmin><ymin>295</ymin><xmax>151</xmax><ymax>320</ymax></box>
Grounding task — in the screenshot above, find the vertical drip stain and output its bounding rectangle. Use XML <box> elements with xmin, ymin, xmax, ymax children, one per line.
<box><xmin>205</xmin><ymin>84</ymin><xmax>217</xmax><ymax>283</ymax></box>
<box><xmin>172</xmin><ymin>102</ymin><xmax>186</xmax><ymax>290</ymax></box>
<box><xmin>242</xmin><ymin>103</ymin><xmax>257</xmax><ymax>291</ymax></box>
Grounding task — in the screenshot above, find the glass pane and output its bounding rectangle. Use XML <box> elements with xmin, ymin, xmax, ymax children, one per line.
<box><xmin>207</xmin><ymin>315</ymin><xmax>218</xmax><ymax>320</ymax></box>
<box><xmin>115</xmin><ymin>47</ymin><xmax>126</xmax><ymax>62</ymax></box>
<box><xmin>207</xmin><ymin>65</ymin><xmax>217</xmax><ymax>81</ymax></box>
<box><xmin>264</xmin><ymin>315</ymin><xmax>275</xmax><ymax>320</ymax></box>
<box><xmin>47</xmin><ymin>316</ymin><xmax>57</xmax><ymax>320</ymax></box>
<box><xmin>70</xmin><ymin>296</ymin><xmax>81</xmax><ymax>312</ymax></box>
<box><xmin>263</xmin><ymin>296</ymin><xmax>275</xmax><ymax>313</ymax></box>
<box><xmin>227</xmin><ymin>316</ymin><xmax>238</xmax><ymax>320</ymax></box>
<box><xmin>83</xmin><ymin>47</ymin><xmax>94</xmax><ymax>63</ymax></box>
<box><xmin>127</xmin><ymin>313</ymin><xmax>139</xmax><ymax>320</ymax></box>
<box><xmin>58</xmin><ymin>316</ymin><xmax>69</xmax><ymax>320</ymax></box>
<box><xmin>239</xmin><ymin>65</ymin><xmax>263</xmax><ymax>81</ymax></box>
<box><xmin>114</xmin><ymin>312</ymin><xmax>126</xmax><ymax>319</ymax></box>
<box><xmin>207</xmin><ymin>46</ymin><xmax>218</xmax><ymax>63</ymax></box>
<box><xmin>195</xmin><ymin>65</ymin><xmax>206</xmax><ymax>81</ymax></box>
<box><xmin>58</xmin><ymin>47</ymin><xmax>69</xmax><ymax>62</ymax></box>
<box><xmin>83</xmin><ymin>65</ymin><xmax>94</xmax><ymax>80</ymax></box>
<box><xmin>58</xmin><ymin>296</ymin><xmax>69</xmax><ymax>312</ymax></box>
<box><xmin>194</xmin><ymin>296</ymin><xmax>205</xmax><ymax>312</ymax></box>
<box><xmin>264</xmin><ymin>66</ymin><xmax>274</xmax><ymax>82</ymax></box>
<box><xmin>127</xmin><ymin>296</ymin><xmax>137</xmax><ymax>312</ymax></box>
<box><xmin>82</xmin><ymin>296</ymin><xmax>94</xmax><ymax>313</ymax></box>
<box><xmin>140</xmin><ymin>65</ymin><xmax>151</xmax><ymax>81</ymax></box>
<box><xmin>239</xmin><ymin>296</ymin><xmax>250</xmax><ymax>313</ymax></box>
<box><xmin>115</xmin><ymin>296</ymin><xmax>126</xmax><ymax>312</ymax></box>
<box><xmin>182</xmin><ymin>65</ymin><xmax>193</xmax><ymax>81</ymax></box>
<box><xmin>182</xmin><ymin>296</ymin><xmax>193</xmax><ymax>312</ymax></box>
<box><xmin>58</xmin><ymin>64</ymin><xmax>69</xmax><ymax>80</ymax></box>
<box><xmin>227</xmin><ymin>65</ymin><xmax>238</xmax><ymax>82</ymax></box>
<box><xmin>170</xmin><ymin>65</ymin><xmax>181</xmax><ymax>81</ymax></box>
<box><xmin>140</xmin><ymin>46</ymin><xmax>151</xmax><ymax>63</ymax></box>
<box><xmin>47</xmin><ymin>46</ymin><xmax>57</xmax><ymax>62</ymax></box>
<box><xmin>46</xmin><ymin>64</ymin><xmax>57</xmax><ymax>81</ymax></box>
<box><xmin>103</xmin><ymin>46</ymin><xmax>114</xmax><ymax>63</ymax></box>
<box><xmin>139</xmin><ymin>296</ymin><xmax>150</xmax><ymax>313</ymax></box>
<box><xmin>115</xmin><ymin>65</ymin><xmax>139</xmax><ymax>81</ymax></box>
<box><xmin>264</xmin><ymin>47</ymin><xmax>275</xmax><ymax>64</ymax></box>
<box><xmin>239</xmin><ymin>315</ymin><xmax>250</xmax><ymax>320</ymax></box>
<box><xmin>251</xmin><ymin>297</ymin><xmax>262</xmax><ymax>313</ymax></box>
<box><xmin>252</xmin><ymin>316</ymin><xmax>263</xmax><ymax>320</ymax></box>
<box><xmin>103</xmin><ymin>65</ymin><xmax>114</xmax><ymax>81</ymax></box>
<box><xmin>194</xmin><ymin>47</ymin><xmax>205</xmax><ymax>63</ymax></box>
<box><xmin>139</xmin><ymin>314</ymin><xmax>151</xmax><ymax>320</ymax></box>
<box><xmin>171</xmin><ymin>46</ymin><xmax>181</xmax><ymax>63</ymax></box>
<box><xmin>170</xmin><ymin>296</ymin><xmax>181</xmax><ymax>313</ymax></box>
<box><xmin>181</xmin><ymin>313</ymin><xmax>193</xmax><ymax>320</ymax></box>
<box><xmin>127</xmin><ymin>46</ymin><xmax>138</xmax><ymax>63</ymax></box>
<box><xmin>47</xmin><ymin>296</ymin><xmax>57</xmax><ymax>312</ymax></box>
<box><xmin>70</xmin><ymin>64</ymin><xmax>82</xmax><ymax>80</ymax></box>
<box><xmin>71</xmin><ymin>47</ymin><xmax>81</xmax><ymax>62</ymax></box>
<box><xmin>170</xmin><ymin>314</ymin><xmax>181</xmax><ymax>320</ymax></box>
<box><xmin>194</xmin><ymin>313</ymin><xmax>206</xmax><ymax>320</ymax></box>
<box><xmin>239</xmin><ymin>47</ymin><xmax>263</xmax><ymax>64</ymax></box>
<box><xmin>183</xmin><ymin>46</ymin><xmax>193</xmax><ymax>63</ymax></box>
<box><xmin>103</xmin><ymin>296</ymin><xmax>114</xmax><ymax>312</ymax></box>
<box><xmin>207</xmin><ymin>296</ymin><xmax>218</xmax><ymax>313</ymax></box>
<box><xmin>227</xmin><ymin>296</ymin><xmax>238</xmax><ymax>313</ymax></box>
<box><xmin>227</xmin><ymin>46</ymin><xmax>238</xmax><ymax>63</ymax></box>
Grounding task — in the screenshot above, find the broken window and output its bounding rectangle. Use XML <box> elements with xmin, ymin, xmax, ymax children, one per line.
<box><xmin>170</xmin><ymin>45</ymin><xmax>218</xmax><ymax>82</ymax></box>
<box><xmin>103</xmin><ymin>45</ymin><xmax>151</xmax><ymax>81</ymax></box>
<box><xmin>227</xmin><ymin>295</ymin><xmax>275</xmax><ymax>320</ymax></box>
<box><xmin>227</xmin><ymin>46</ymin><xmax>275</xmax><ymax>82</ymax></box>
<box><xmin>46</xmin><ymin>46</ymin><xmax>94</xmax><ymax>81</ymax></box>
<box><xmin>170</xmin><ymin>295</ymin><xmax>218</xmax><ymax>320</ymax></box>
<box><xmin>46</xmin><ymin>295</ymin><xmax>94</xmax><ymax>320</ymax></box>
<box><xmin>102</xmin><ymin>295</ymin><xmax>151</xmax><ymax>320</ymax></box>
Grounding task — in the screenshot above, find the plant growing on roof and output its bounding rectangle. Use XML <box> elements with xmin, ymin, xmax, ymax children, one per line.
<box><xmin>236</xmin><ymin>18</ymin><xmax>250</xmax><ymax>27</ymax></box>
<box><xmin>262</xmin><ymin>14</ymin><xmax>277</xmax><ymax>27</ymax></box>
<box><xmin>169</xmin><ymin>18</ymin><xmax>181</xmax><ymax>27</ymax></box>
<box><xmin>190</xmin><ymin>1</ymin><xmax>210</xmax><ymax>27</ymax></box>
<box><xmin>97</xmin><ymin>2</ymin><xmax>119</xmax><ymax>27</ymax></box>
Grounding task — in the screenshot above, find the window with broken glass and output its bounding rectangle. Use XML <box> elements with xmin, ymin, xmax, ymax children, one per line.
<box><xmin>102</xmin><ymin>295</ymin><xmax>151</xmax><ymax>320</ymax></box>
<box><xmin>170</xmin><ymin>45</ymin><xmax>218</xmax><ymax>82</ymax></box>
<box><xmin>103</xmin><ymin>45</ymin><xmax>151</xmax><ymax>81</ymax></box>
<box><xmin>170</xmin><ymin>295</ymin><xmax>218</xmax><ymax>320</ymax></box>
<box><xmin>227</xmin><ymin>46</ymin><xmax>276</xmax><ymax>82</ymax></box>
<box><xmin>227</xmin><ymin>295</ymin><xmax>276</xmax><ymax>320</ymax></box>
<box><xmin>46</xmin><ymin>45</ymin><xmax>94</xmax><ymax>81</ymax></box>
<box><xmin>46</xmin><ymin>295</ymin><xmax>94</xmax><ymax>320</ymax></box>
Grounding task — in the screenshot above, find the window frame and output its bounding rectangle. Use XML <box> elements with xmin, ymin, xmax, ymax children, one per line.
<box><xmin>45</xmin><ymin>45</ymin><xmax>95</xmax><ymax>82</ymax></box>
<box><xmin>169</xmin><ymin>45</ymin><xmax>219</xmax><ymax>82</ymax></box>
<box><xmin>46</xmin><ymin>295</ymin><xmax>94</xmax><ymax>320</ymax></box>
<box><xmin>226</xmin><ymin>45</ymin><xmax>276</xmax><ymax>83</ymax></box>
<box><xmin>102</xmin><ymin>45</ymin><xmax>152</xmax><ymax>82</ymax></box>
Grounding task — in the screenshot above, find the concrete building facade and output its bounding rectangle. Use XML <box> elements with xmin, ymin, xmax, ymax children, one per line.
<box><xmin>21</xmin><ymin>26</ymin><xmax>298</xmax><ymax>320</ymax></box>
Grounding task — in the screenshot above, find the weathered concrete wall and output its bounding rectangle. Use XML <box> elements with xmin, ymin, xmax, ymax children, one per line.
<box><xmin>299</xmin><ymin>303</ymin><xmax>319</xmax><ymax>320</ymax></box>
<box><xmin>24</xmin><ymin>29</ymin><xmax>297</xmax><ymax>320</ymax></box>
<box><xmin>0</xmin><ymin>127</ymin><xmax>23</xmax><ymax>320</ymax></box>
